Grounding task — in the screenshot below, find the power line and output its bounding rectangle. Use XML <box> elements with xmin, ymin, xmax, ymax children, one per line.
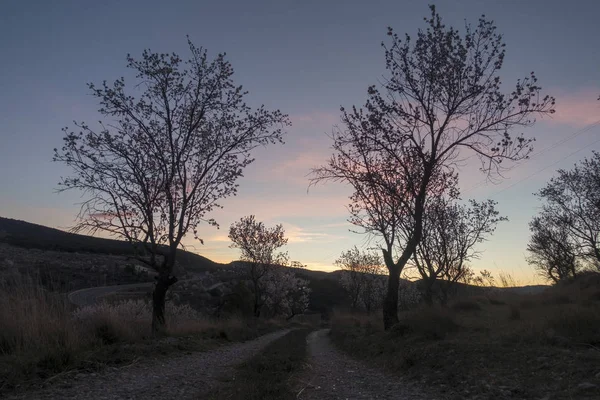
<box><xmin>528</xmin><ymin>120</ymin><xmax>600</xmax><ymax>161</ymax></box>
<box><xmin>461</xmin><ymin>119</ymin><xmax>600</xmax><ymax>196</ymax></box>
<box><xmin>488</xmin><ymin>134</ymin><xmax>600</xmax><ymax>198</ymax></box>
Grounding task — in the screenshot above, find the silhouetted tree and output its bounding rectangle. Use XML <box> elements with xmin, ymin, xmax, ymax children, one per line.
<box><xmin>527</xmin><ymin>216</ymin><xmax>581</xmax><ymax>283</ymax></box>
<box><xmin>526</xmin><ymin>153</ymin><xmax>600</xmax><ymax>282</ymax></box>
<box><xmin>412</xmin><ymin>197</ymin><xmax>505</xmax><ymax>304</ymax></box>
<box><xmin>336</xmin><ymin>246</ymin><xmax>386</xmax><ymax>313</ymax></box>
<box><xmin>54</xmin><ymin>40</ymin><xmax>290</xmax><ymax>332</ymax></box>
<box><xmin>531</xmin><ymin>152</ymin><xmax>600</xmax><ymax>271</ymax></box>
<box><xmin>311</xmin><ymin>6</ymin><xmax>554</xmax><ymax>329</ymax></box>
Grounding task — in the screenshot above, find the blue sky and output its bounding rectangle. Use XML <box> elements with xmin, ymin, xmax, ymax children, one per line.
<box><xmin>1</xmin><ymin>0</ymin><xmax>599</xmax><ymax>283</ymax></box>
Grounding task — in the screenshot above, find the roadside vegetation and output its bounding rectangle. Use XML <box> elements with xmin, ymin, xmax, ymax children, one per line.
<box><xmin>0</xmin><ymin>274</ymin><xmax>286</xmax><ymax>395</ymax></box>
<box><xmin>330</xmin><ymin>272</ymin><xmax>600</xmax><ymax>399</ymax></box>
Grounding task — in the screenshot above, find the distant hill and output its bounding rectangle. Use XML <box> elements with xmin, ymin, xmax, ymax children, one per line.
<box><xmin>0</xmin><ymin>216</ymin><xmax>222</xmax><ymax>273</ymax></box>
<box><xmin>0</xmin><ymin>216</ymin><xmax>546</xmax><ymax>314</ymax></box>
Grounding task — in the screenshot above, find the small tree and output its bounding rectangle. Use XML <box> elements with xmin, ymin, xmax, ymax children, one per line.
<box><xmin>412</xmin><ymin>197</ymin><xmax>505</xmax><ymax>304</ymax></box>
<box><xmin>53</xmin><ymin>40</ymin><xmax>289</xmax><ymax>332</ymax></box>
<box><xmin>311</xmin><ymin>6</ymin><xmax>554</xmax><ymax>329</ymax></box>
<box><xmin>336</xmin><ymin>247</ymin><xmax>386</xmax><ymax>313</ymax></box>
<box><xmin>526</xmin><ymin>215</ymin><xmax>581</xmax><ymax>283</ymax></box>
<box><xmin>533</xmin><ymin>152</ymin><xmax>600</xmax><ymax>267</ymax></box>
<box><xmin>228</xmin><ymin>215</ymin><xmax>309</xmax><ymax>318</ymax></box>
<box><xmin>228</xmin><ymin>215</ymin><xmax>288</xmax><ymax>317</ymax></box>
<box><xmin>262</xmin><ymin>268</ymin><xmax>310</xmax><ymax>320</ymax></box>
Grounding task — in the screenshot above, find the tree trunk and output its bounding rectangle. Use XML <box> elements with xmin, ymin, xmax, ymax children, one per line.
<box><xmin>593</xmin><ymin>246</ymin><xmax>600</xmax><ymax>264</ymax></box>
<box><xmin>253</xmin><ymin>296</ymin><xmax>262</xmax><ymax>318</ymax></box>
<box><xmin>381</xmin><ymin>183</ymin><xmax>427</xmax><ymax>330</ymax></box>
<box><xmin>383</xmin><ymin>264</ymin><xmax>400</xmax><ymax>330</ymax></box>
<box><xmin>423</xmin><ymin>284</ymin><xmax>434</xmax><ymax>306</ymax></box>
<box><xmin>152</xmin><ymin>274</ymin><xmax>178</xmax><ymax>334</ymax></box>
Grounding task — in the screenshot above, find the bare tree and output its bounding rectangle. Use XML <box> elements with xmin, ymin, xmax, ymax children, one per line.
<box><xmin>533</xmin><ymin>152</ymin><xmax>600</xmax><ymax>268</ymax></box>
<box><xmin>228</xmin><ymin>215</ymin><xmax>289</xmax><ymax>317</ymax></box>
<box><xmin>412</xmin><ymin>197</ymin><xmax>506</xmax><ymax>304</ymax></box>
<box><xmin>336</xmin><ymin>246</ymin><xmax>386</xmax><ymax>312</ymax></box>
<box><xmin>527</xmin><ymin>214</ymin><xmax>581</xmax><ymax>283</ymax></box>
<box><xmin>53</xmin><ymin>40</ymin><xmax>290</xmax><ymax>332</ymax></box>
<box><xmin>311</xmin><ymin>6</ymin><xmax>554</xmax><ymax>329</ymax></box>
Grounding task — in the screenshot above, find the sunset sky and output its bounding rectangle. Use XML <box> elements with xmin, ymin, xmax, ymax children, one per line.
<box><xmin>1</xmin><ymin>0</ymin><xmax>599</xmax><ymax>284</ymax></box>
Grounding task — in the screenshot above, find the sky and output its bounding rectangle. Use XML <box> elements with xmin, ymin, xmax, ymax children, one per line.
<box><xmin>1</xmin><ymin>0</ymin><xmax>599</xmax><ymax>284</ymax></box>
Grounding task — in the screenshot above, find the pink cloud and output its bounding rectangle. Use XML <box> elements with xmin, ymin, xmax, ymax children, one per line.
<box><xmin>290</xmin><ymin>111</ymin><xmax>340</xmax><ymax>127</ymax></box>
<box><xmin>282</xmin><ymin>222</ymin><xmax>347</xmax><ymax>244</ymax></box>
<box><xmin>547</xmin><ymin>89</ymin><xmax>600</xmax><ymax>127</ymax></box>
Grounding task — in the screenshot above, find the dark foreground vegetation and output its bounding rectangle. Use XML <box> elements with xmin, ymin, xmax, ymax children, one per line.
<box><xmin>0</xmin><ymin>273</ymin><xmax>287</xmax><ymax>395</ymax></box>
<box><xmin>206</xmin><ymin>329</ymin><xmax>309</xmax><ymax>399</ymax></box>
<box><xmin>0</xmin><ymin>218</ymin><xmax>330</xmax><ymax>396</ymax></box>
<box><xmin>331</xmin><ymin>272</ymin><xmax>600</xmax><ymax>399</ymax></box>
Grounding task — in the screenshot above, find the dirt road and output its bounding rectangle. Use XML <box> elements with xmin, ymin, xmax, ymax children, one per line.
<box><xmin>297</xmin><ymin>329</ymin><xmax>440</xmax><ymax>400</ymax></box>
<box><xmin>7</xmin><ymin>330</ymin><xmax>290</xmax><ymax>400</ymax></box>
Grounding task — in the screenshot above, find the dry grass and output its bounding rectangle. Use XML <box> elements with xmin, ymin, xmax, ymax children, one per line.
<box><xmin>0</xmin><ymin>276</ymin><xmax>286</xmax><ymax>395</ymax></box>
<box><xmin>330</xmin><ymin>273</ymin><xmax>600</xmax><ymax>399</ymax></box>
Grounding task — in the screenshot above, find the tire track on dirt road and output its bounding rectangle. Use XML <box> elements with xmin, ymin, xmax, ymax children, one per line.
<box><xmin>297</xmin><ymin>329</ymin><xmax>442</xmax><ymax>400</ymax></box>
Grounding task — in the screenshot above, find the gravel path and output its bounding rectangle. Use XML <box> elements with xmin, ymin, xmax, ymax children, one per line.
<box><xmin>7</xmin><ymin>330</ymin><xmax>290</xmax><ymax>400</ymax></box>
<box><xmin>297</xmin><ymin>329</ymin><xmax>441</xmax><ymax>400</ymax></box>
